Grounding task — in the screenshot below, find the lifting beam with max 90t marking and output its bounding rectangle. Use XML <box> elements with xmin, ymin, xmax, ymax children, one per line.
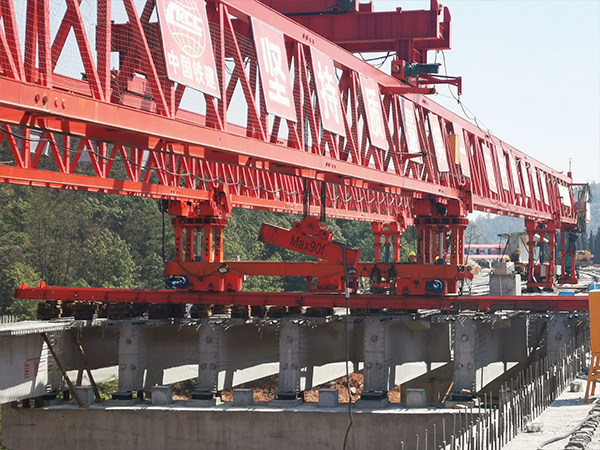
<box><xmin>258</xmin><ymin>217</ymin><xmax>360</xmax><ymax>266</ymax></box>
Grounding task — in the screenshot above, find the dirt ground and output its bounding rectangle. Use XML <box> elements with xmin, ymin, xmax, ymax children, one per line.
<box><xmin>182</xmin><ymin>373</ymin><xmax>403</xmax><ymax>403</ymax></box>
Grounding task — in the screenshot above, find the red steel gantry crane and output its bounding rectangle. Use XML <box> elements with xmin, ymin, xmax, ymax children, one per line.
<box><xmin>0</xmin><ymin>0</ymin><xmax>586</xmax><ymax>314</ymax></box>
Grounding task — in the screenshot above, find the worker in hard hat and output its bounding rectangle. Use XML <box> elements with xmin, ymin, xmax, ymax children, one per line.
<box><xmin>510</xmin><ymin>247</ymin><xmax>521</xmax><ymax>263</ymax></box>
<box><xmin>435</xmin><ymin>255</ymin><xmax>445</xmax><ymax>265</ymax></box>
<box><xmin>408</xmin><ymin>251</ymin><xmax>417</xmax><ymax>264</ymax></box>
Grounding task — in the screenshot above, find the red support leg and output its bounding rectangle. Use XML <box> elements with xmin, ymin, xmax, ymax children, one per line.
<box><xmin>185</xmin><ymin>226</ymin><xmax>194</xmax><ymax>262</ymax></box>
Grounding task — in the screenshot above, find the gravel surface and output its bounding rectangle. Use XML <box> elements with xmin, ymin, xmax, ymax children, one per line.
<box><xmin>465</xmin><ymin>265</ymin><xmax>600</xmax><ymax>297</ymax></box>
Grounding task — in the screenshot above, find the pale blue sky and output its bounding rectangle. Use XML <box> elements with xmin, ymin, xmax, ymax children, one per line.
<box><xmin>376</xmin><ymin>0</ymin><xmax>600</xmax><ymax>184</ymax></box>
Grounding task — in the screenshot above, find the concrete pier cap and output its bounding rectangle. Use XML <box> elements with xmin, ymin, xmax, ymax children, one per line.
<box><xmin>1</xmin><ymin>401</ymin><xmax>459</xmax><ymax>450</ymax></box>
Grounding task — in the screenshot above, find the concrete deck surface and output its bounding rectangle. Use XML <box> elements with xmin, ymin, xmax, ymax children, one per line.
<box><xmin>503</xmin><ymin>382</ymin><xmax>599</xmax><ymax>450</ymax></box>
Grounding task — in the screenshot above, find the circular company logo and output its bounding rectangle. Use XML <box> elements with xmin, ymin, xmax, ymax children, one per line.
<box><xmin>164</xmin><ymin>0</ymin><xmax>207</xmax><ymax>58</ymax></box>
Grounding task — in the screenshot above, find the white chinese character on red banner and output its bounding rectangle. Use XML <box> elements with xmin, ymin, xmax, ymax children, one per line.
<box><xmin>359</xmin><ymin>75</ymin><xmax>388</xmax><ymax>150</ymax></box>
<box><xmin>181</xmin><ymin>55</ymin><xmax>193</xmax><ymax>79</ymax></box>
<box><xmin>157</xmin><ymin>0</ymin><xmax>220</xmax><ymax>98</ymax></box>
<box><xmin>311</xmin><ymin>48</ymin><xmax>345</xmax><ymax>136</ymax></box>
<box><xmin>364</xmin><ymin>87</ymin><xmax>384</xmax><ymax>139</ymax></box>
<box><xmin>193</xmin><ymin>59</ymin><xmax>205</xmax><ymax>85</ymax></box>
<box><xmin>260</xmin><ymin>36</ymin><xmax>289</xmax><ymax>107</ymax></box>
<box><xmin>316</xmin><ymin>61</ymin><xmax>338</xmax><ymax>122</ymax></box>
<box><xmin>204</xmin><ymin>66</ymin><xmax>217</xmax><ymax>90</ymax></box>
<box><xmin>168</xmin><ymin>50</ymin><xmax>180</xmax><ymax>74</ymax></box>
<box><xmin>252</xmin><ymin>18</ymin><xmax>297</xmax><ymax>122</ymax></box>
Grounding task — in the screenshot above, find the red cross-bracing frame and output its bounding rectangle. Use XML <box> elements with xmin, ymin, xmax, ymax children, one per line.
<box><xmin>0</xmin><ymin>0</ymin><xmax>581</xmax><ymax>298</ymax></box>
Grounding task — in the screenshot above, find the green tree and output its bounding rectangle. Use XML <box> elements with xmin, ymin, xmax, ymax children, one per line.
<box><xmin>465</xmin><ymin>222</ymin><xmax>483</xmax><ymax>245</ymax></box>
<box><xmin>80</xmin><ymin>230</ymin><xmax>139</xmax><ymax>288</ymax></box>
<box><xmin>140</xmin><ymin>253</ymin><xmax>167</xmax><ymax>289</ymax></box>
<box><xmin>470</xmin><ymin>214</ymin><xmax>524</xmax><ymax>243</ymax></box>
<box><xmin>578</xmin><ymin>229</ymin><xmax>589</xmax><ymax>251</ymax></box>
<box><xmin>400</xmin><ymin>225</ymin><xmax>418</xmax><ymax>261</ymax></box>
<box><xmin>0</xmin><ymin>262</ymin><xmax>41</xmax><ymax>319</ymax></box>
<box><xmin>24</xmin><ymin>189</ymin><xmax>95</xmax><ymax>286</ymax></box>
<box><xmin>335</xmin><ymin>220</ymin><xmax>374</xmax><ymax>262</ymax></box>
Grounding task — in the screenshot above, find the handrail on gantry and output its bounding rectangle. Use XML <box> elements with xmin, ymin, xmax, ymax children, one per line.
<box><xmin>0</xmin><ymin>0</ymin><xmax>576</xmax><ymax>225</ymax></box>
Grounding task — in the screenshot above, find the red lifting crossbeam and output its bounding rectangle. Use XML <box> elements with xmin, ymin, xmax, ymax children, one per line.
<box><xmin>258</xmin><ymin>217</ymin><xmax>361</xmax><ymax>266</ymax></box>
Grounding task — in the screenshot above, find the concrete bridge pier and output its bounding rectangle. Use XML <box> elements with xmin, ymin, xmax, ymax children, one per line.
<box><xmin>197</xmin><ymin>321</ymin><xmax>220</xmax><ymax>393</ymax></box>
<box><xmin>546</xmin><ymin>312</ymin><xmax>581</xmax><ymax>356</ymax></box>
<box><xmin>362</xmin><ymin>317</ymin><xmax>389</xmax><ymax>393</ymax></box>
<box><xmin>275</xmin><ymin>318</ymin><xmax>359</xmax><ymax>396</ymax></box>
<box><xmin>278</xmin><ymin>320</ymin><xmax>307</xmax><ymax>393</ymax></box>
<box><xmin>118</xmin><ymin>321</ymin><xmax>144</xmax><ymax>391</ymax></box>
<box><xmin>358</xmin><ymin>315</ymin><xmax>453</xmax><ymax>404</ymax></box>
<box><xmin>453</xmin><ymin>316</ymin><xmax>477</xmax><ymax>392</ymax></box>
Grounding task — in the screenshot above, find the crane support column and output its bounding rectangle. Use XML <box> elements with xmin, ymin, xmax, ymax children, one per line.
<box><xmin>372</xmin><ymin>221</ymin><xmax>404</xmax><ymax>263</ymax></box>
<box><xmin>558</xmin><ymin>226</ymin><xmax>579</xmax><ymax>285</ymax></box>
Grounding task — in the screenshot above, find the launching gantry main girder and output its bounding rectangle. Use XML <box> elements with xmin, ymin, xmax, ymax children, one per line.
<box><xmin>0</xmin><ymin>0</ymin><xmax>581</xmax><ymax>299</ymax></box>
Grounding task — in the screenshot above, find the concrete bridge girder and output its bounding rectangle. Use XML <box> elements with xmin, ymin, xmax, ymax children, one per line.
<box><xmin>452</xmin><ymin>314</ymin><xmax>528</xmax><ymax>392</ymax></box>
<box><xmin>361</xmin><ymin>316</ymin><xmax>452</xmax><ymax>392</ymax></box>
<box><xmin>546</xmin><ymin>313</ymin><xmax>580</xmax><ymax>355</ymax></box>
<box><xmin>0</xmin><ymin>334</ymin><xmax>49</xmax><ymax>404</ymax></box>
<box><xmin>0</xmin><ymin>312</ymin><xmax>590</xmax><ymax>405</ymax></box>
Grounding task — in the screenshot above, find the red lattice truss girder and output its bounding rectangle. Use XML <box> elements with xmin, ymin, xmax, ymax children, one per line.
<box><xmin>0</xmin><ymin>0</ymin><xmax>576</xmax><ymax>226</ymax></box>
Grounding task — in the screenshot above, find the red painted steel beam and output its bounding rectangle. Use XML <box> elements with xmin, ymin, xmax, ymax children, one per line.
<box><xmin>0</xmin><ymin>164</ymin><xmax>212</xmax><ymax>201</ymax></box>
<box><xmin>164</xmin><ymin>261</ymin><xmax>459</xmax><ymax>280</ymax></box>
<box><xmin>219</xmin><ymin>0</ymin><xmax>428</xmax><ymax>90</ymax></box>
<box><xmin>15</xmin><ymin>285</ymin><xmax>589</xmax><ymax>312</ymax></box>
<box><xmin>288</xmin><ymin>8</ymin><xmax>450</xmax><ymax>56</ymax></box>
<box><xmin>470</xmin><ymin>194</ymin><xmax>557</xmax><ymax>221</ymax></box>
<box><xmin>231</xmin><ymin>197</ymin><xmax>404</xmax><ymax>223</ymax></box>
<box><xmin>0</xmin><ymin>122</ymin><xmax>412</xmax><ymax>222</ymax></box>
<box><xmin>257</xmin><ymin>0</ymin><xmax>360</xmax><ymax>15</ymax></box>
<box><xmin>0</xmin><ymin>144</ymin><xmax>407</xmax><ymax>222</ymax></box>
<box><xmin>0</xmin><ymin>78</ymin><xmax>462</xmax><ymax>200</ymax></box>
<box><xmin>0</xmin><ymin>0</ymin><xmax>578</xmax><ymax>228</ymax></box>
